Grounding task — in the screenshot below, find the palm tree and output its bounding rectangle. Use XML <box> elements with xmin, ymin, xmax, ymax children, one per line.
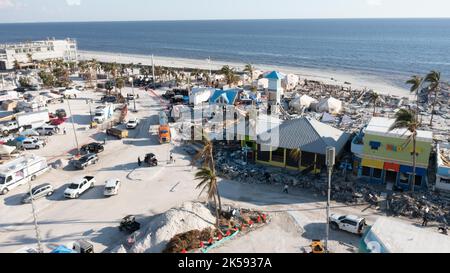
<box><xmin>369</xmin><ymin>92</ymin><xmax>380</xmax><ymax>116</ymax></box>
<box><xmin>192</xmin><ymin>133</ymin><xmax>222</xmax><ymax>213</ymax></box>
<box><xmin>220</xmin><ymin>65</ymin><xmax>239</xmax><ymax>86</ymax></box>
<box><xmin>115</xmin><ymin>77</ymin><xmax>125</xmax><ymax>95</ymax></box>
<box><xmin>195</xmin><ymin>167</ymin><xmax>220</xmax><ymax>229</ymax></box>
<box><xmin>389</xmin><ymin>109</ymin><xmax>419</xmax><ymax>192</ymax></box>
<box><xmin>244</xmin><ymin>64</ymin><xmax>254</xmax><ymax>84</ymax></box>
<box><xmin>406</xmin><ymin>75</ymin><xmax>423</xmax><ymax>119</ymax></box>
<box><xmin>424</xmin><ymin>70</ymin><xmax>442</xmax><ymax>127</ymax></box>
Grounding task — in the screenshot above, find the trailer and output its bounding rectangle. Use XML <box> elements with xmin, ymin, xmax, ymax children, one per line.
<box><xmin>0</xmin><ymin>154</ymin><xmax>50</xmax><ymax>195</ymax></box>
<box><xmin>16</xmin><ymin>110</ymin><xmax>50</xmax><ymax>129</ymax></box>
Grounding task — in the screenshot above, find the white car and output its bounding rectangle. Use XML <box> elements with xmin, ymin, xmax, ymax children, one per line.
<box><xmin>104</xmin><ymin>179</ymin><xmax>121</xmax><ymax>196</ymax></box>
<box><xmin>126</xmin><ymin>118</ymin><xmax>139</xmax><ymax>129</ymax></box>
<box><xmin>22</xmin><ymin>138</ymin><xmax>46</xmax><ymax>150</ymax></box>
<box><xmin>64</xmin><ymin>176</ymin><xmax>96</xmax><ymax>199</ymax></box>
<box><xmin>329</xmin><ymin>214</ymin><xmax>367</xmax><ymax>235</ymax></box>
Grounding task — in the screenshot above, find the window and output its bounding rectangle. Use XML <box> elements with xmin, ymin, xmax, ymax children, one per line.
<box><xmin>385</xmin><ymin>171</ymin><xmax>397</xmax><ymax>183</ymax></box>
<box><xmin>399</xmin><ymin>173</ymin><xmax>409</xmax><ymax>184</ymax></box>
<box><xmin>342</xmin><ymin>219</ymin><xmax>357</xmax><ymax>226</ymax></box>
<box><xmin>362</xmin><ymin>167</ymin><xmax>371</xmax><ymax>177</ymax></box>
<box><xmin>414</xmin><ymin>175</ymin><xmax>422</xmax><ymax>186</ymax></box>
<box><xmin>6</xmin><ymin>176</ymin><xmax>12</xmax><ymax>183</ymax></box>
<box><xmin>372</xmin><ymin>168</ymin><xmax>383</xmax><ymax>179</ymax></box>
<box><xmin>271</xmin><ymin>148</ymin><xmax>284</xmax><ymax>163</ymax></box>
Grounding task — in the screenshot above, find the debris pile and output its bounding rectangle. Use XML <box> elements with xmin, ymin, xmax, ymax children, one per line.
<box><xmin>388</xmin><ymin>193</ymin><xmax>450</xmax><ymax>223</ymax></box>
<box><xmin>111</xmin><ymin>202</ymin><xmax>216</xmax><ymax>253</ymax></box>
<box><xmin>163</xmin><ymin>206</ymin><xmax>269</xmax><ymax>253</ymax></box>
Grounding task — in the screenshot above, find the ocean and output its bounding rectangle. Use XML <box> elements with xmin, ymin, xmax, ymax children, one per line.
<box><xmin>0</xmin><ymin>19</ymin><xmax>449</xmax><ymax>88</ymax></box>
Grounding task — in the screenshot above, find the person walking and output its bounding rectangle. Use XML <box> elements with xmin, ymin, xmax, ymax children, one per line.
<box><xmin>63</xmin><ymin>128</ymin><xmax>67</xmax><ymax>135</ymax></box>
<box><xmin>283</xmin><ymin>184</ymin><xmax>289</xmax><ymax>194</ymax></box>
<box><xmin>422</xmin><ymin>206</ymin><xmax>430</xmax><ymax>227</ymax></box>
<box><xmin>170</xmin><ymin>152</ymin><xmax>174</xmax><ymax>164</ymax></box>
<box><xmin>138</xmin><ymin>157</ymin><xmax>142</xmax><ymax>167</ymax></box>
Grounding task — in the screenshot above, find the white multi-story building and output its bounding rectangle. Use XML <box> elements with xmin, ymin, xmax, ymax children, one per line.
<box><xmin>0</xmin><ymin>38</ymin><xmax>78</xmax><ymax>70</ymax></box>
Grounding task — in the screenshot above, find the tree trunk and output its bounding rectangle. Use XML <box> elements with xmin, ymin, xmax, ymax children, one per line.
<box><xmin>430</xmin><ymin>90</ymin><xmax>438</xmax><ymax>127</ymax></box>
<box><xmin>411</xmin><ymin>132</ymin><xmax>417</xmax><ymax>193</ymax></box>
<box><xmin>373</xmin><ymin>104</ymin><xmax>376</xmax><ymax>116</ymax></box>
<box><xmin>213</xmin><ymin>194</ymin><xmax>220</xmax><ymax>231</ymax></box>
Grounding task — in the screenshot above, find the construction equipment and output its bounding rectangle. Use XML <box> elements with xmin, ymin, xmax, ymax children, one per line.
<box><xmin>301</xmin><ymin>240</ymin><xmax>325</xmax><ymax>253</ymax></box>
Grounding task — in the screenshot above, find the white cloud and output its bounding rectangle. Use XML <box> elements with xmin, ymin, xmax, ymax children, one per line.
<box><xmin>366</xmin><ymin>0</ymin><xmax>382</xmax><ymax>6</ymax></box>
<box><xmin>0</xmin><ymin>0</ymin><xmax>14</xmax><ymax>9</ymax></box>
<box><xmin>66</xmin><ymin>0</ymin><xmax>81</xmax><ymax>6</ymax></box>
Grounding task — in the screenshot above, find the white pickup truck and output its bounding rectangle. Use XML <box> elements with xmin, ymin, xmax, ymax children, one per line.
<box><xmin>329</xmin><ymin>214</ymin><xmax>367</xmax><ymax>235</ymax></box>
<box><xmin>64</xmin><ymin>176</ymin><xmax>96</xmax><ymax>199</ymax></box>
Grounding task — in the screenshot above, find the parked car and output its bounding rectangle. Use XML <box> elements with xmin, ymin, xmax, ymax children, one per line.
<box><xmin>329</xmin><ymin>214</ymin><xmax>367</xmax><ymax>235</ymax></box>
<box><xmin>126</xmin><ymin>93</ymin><xmax>135</xmax><ymax>101</ymax></box>
<box><xmin>104</xmin><ymin>179</ymin><xmax>121</xmax><ymax>196</ymax></box>
<box><xmin>126</xmin><ymin>118</ymin><xmax>139</xmax><ymax>129</ymax></box>
<box><xmin>101</xmin><ymin>96</ymin><xmax>117</xmax><ymax>103</ymax></box>
<box><xmin>72</xmin><ymin>153</ymin><xmax>99</xmax><ymax>170</ymax></box>
<box><xmin>22</xmin><ymin>138</ymin><xmax>46</xmax><ymax>150</ymax></box>
<box><xmin>64</xmin><ymin>176</ymin><xmax>96</xmax><ymax>199</ymax></box>
<box><xmin>35</xmin><ymin>125</ymin><xmax>60</xmax><ymax>136</ymax></box>
<box><xmin>22</xmin><ymin>183</ymin><xmax>54</xmax><ymax>203</ymax></box>
<box><xmin>80</xmin><ymin>143</ymin><xmax>104</xmax><ymax>154</ymax></box>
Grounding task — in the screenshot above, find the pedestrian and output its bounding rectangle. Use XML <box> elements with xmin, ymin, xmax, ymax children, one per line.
<box><xmin>63</xmin><ymin>128</ymin><xmax>67</xmax><ymax>135</ymax></box>
<box><xmin>422</xmin><ymin>206</ymin><xmax>430</xmax><ymax>227</ymax></box>
<box><xmin>170</xmin><ymin>152</ymin><xmax>174</xmax><ymax>163</ymax></box>
<box><xmin>138</xmin><ymin>157</ymin><xmax>142</xmax><ymax>167</ymax></box>
<box><xmin>283</xmin><ymin>184</ymin><xmax>289</xmax><ymax>194</ymax></box>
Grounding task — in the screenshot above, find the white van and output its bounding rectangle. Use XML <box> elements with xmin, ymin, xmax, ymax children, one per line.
<box><xmin>0</xmin><ymin>155</ymin><xmax>50</xmax><ymax>195</ymax></box>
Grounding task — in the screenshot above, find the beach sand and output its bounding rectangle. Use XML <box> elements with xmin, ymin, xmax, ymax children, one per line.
<box><xmin>79</xmin><ymin>50</ymin><xmax>411</xmax><ymax>98</ymax></box>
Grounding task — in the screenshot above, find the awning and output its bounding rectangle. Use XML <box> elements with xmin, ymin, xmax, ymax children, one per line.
<box><xmin>384</xmin><ymin>162</ymin><xmax>400</xmax><ymax>172</ymax></box>
<box><xmin>362</xmin><ymin>158</ymin><xmax>384</xmax><ymax>169</ymax></box>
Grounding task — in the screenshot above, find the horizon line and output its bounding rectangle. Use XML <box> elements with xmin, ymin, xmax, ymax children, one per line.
<box><xmin>1</xmin><ymin>17</ymin><xmax>450</xmax><ymax>24</ymax></box>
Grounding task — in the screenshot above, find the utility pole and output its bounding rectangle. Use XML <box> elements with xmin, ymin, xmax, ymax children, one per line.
<box><xmin>66</xmin><ymin>99</ymin><xmax>80</xmax><ymax>155</ymax></box>
<box><xmin>325</xmin><ymin>146</ymin><xmax>335</xmax><ymax>253</ymax></box>
<box><xmin>26</xmin><ymin>156</ymin><xmax>43</xmax><ymax>253</ymax></box>
<box><xmin>151</xmin><ymin>54</ymin><xmax>156</xmax><ymax>89</ymax></box>
<box><xmin>208</xmin><ymin>57</ymin><xmax>212</xmax><ymax>77</ymax></box>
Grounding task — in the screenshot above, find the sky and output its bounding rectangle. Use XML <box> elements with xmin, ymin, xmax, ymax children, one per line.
<box><xmin>0</xmin><ymin>0</ymin><xmax>449</xmax><ymax>23</ymax></box>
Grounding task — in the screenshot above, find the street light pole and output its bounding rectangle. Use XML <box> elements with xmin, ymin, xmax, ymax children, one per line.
<box><xmin>66</xmin><ymin>99</ymin><xmax>80</xmax><ymax>155</ymax></box>
<box><xmin>325</xmin><ymin>146</ymin><xmax>336</xmax><ymax>253</ymax></box>
<box><xmin>26</xmin><ymin>156</ymin><xmax>43</xmax><ymax>253</ymax></box>
<box><xmin>129</xmin><ymin>77</ymin><xmax>137</xmax><ymax>112</ymax></box>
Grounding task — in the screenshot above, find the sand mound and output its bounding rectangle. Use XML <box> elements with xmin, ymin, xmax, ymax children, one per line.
<box><xmin>112</xmin><ymin>202</ymin><xmax>216</xmax><ymax>253</ymax></box>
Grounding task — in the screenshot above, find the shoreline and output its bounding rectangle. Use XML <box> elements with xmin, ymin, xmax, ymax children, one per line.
<box><xmin>79</xmin><ymin>50</ymin><xmax>411</xmax><ymax>98</ymax></box>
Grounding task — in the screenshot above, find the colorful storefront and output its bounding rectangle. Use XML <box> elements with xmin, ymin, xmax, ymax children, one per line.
<box><xmin>353</xmin><ymin>117</ymin><xmax>433</xmax><ymax>191</ymax></box>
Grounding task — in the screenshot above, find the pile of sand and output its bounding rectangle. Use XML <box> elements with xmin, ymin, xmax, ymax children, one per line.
<box><xmin>112</xmin><ymin>202</ymin><xmax>216</xmax><ymax>253</ymax></box>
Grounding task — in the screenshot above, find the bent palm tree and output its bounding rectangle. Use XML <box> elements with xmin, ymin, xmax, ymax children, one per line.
<box><xmin>195</xmin><ymin>167</ymin><xmax>220</xmax><ymax>229</ymax></box>
<box><xmin>389</xmin><ymin>109</ymin><xmax>419</xmax><ymax>192</ymax></box>
<box><xmin>424</xmin><ymin>70</ymin><xmax>442</xmax><ymax>127</ymax></box>
<box><xmin>220</xmin><ymin>65</ymin><xmax>239</xmax><ymax>85</ymax></box>
<box><xmin>406</xmin><ymin>75</ymin><xmax>423</xmax><ymax>119</ymax></box>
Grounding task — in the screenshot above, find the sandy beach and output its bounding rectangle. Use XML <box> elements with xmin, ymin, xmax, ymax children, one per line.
<box><xmin>79</xmin><ymin>50</ymin><xmax>411</xmax><ymax>98</ymax></box>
